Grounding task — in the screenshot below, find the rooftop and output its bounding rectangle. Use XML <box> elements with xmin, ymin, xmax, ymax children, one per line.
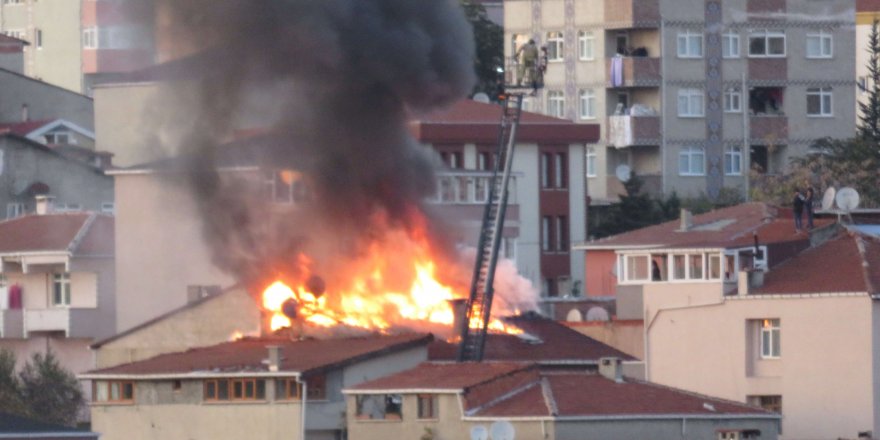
<box><xmin>754</xmin><ymin>230</ymin><xmax>880</xmax><ymax>295</ymax></box>
<box><xmin>0</xmin><ymin>212</ymin><xmax>113</xmax><ymax>256</ymax></box>
<box><xmin>576</xmin><ymin>203</ymin><xmax>829</xmax><ymax>251</ymax></box>
<box><xmin>83</xmin><ymin>333</ymin><xmax>433</xmax><ymax>378</ymax></box>
<box><xmin>0</xmin><ymin>412</ymin><xmax>97</xmax><ymax>439</ymax></box>
<box><xmin>428</xmin><ymin>312</ymin><xmax>637</xmax><ymax>363</ymax></box>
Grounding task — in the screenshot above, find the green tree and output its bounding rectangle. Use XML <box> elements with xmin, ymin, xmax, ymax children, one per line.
<box><xmin>460</xmin><ymin>0</ymin><xmax>503</xmax><ymax>98</ymax></box>
<box><xmin>18</xmin><ymin>350</ymin><xmax>84</xmax><ymax>427</ymax></box>
<box><xmin>0</xmin><ymin>349</ymin><xmax>27</xmax><ymax>417</ymax></box>
<box><xmin>859</xmin><ymin>19</ymin><xmax>880</xmax><ymax>143</ymax></box>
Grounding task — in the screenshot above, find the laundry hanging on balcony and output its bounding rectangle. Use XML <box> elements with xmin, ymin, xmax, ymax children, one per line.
<box><xmin>610</xmin><ymin>56</ymin><xmax>624</xmax><ymax>87</ymax></box>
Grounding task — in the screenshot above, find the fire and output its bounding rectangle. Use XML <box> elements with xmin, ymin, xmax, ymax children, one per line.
<box><xmin>259</xmin><ymin>224</ymin><xmax>523</xmax><ymax>336</ymax></box>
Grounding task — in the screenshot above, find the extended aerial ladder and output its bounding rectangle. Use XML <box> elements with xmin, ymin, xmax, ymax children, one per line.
<box><xmin>457</xmin><ymin>57</ymin><xmax>541</xmax><ymax>362</ymax></box>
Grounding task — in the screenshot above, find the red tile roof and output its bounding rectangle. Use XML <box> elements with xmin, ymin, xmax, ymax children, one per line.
<box><xmin>86</xmin><ymin>333</ymin><xmax>433</xmax><ymax>377</ymax></box>
<box><xmin>428</xmin><ymin>313</ymin><xmax>637</xmax><ymax>363</ymax></box>
<box><xmin>0</xmin><ymin>213</ymin><xmax>113</xmax><ymax>256</ymax></box>
<box><xmin>348</xmin><ymin>363</ymin><xmax>774</xmax><ymax>419</ymax></box>
<box><xmin>579</xmin><ymin>203</ymin><xmax>830</xmax><ymax>250</ymax></box>
<box><xmin>0</xmin><ymin>120</ymin><xmax>53</xmax><ymax>137</ymax></box>
<box><xmin>349</xmin><ymin>362</ymin><xmax>533</xmax><ymax>392</ymax></box>
<box><xmin>858</xmin><ymin>0</ymin><xmax>880</xmax><ymax>12</ymax></box>
<box><xmin>755</xmin><ymin>231</ymin><xmax>880</xmax><ymax>295</ymax></box>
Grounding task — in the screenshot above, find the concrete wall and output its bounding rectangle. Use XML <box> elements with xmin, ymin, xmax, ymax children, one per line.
<box><xmin>569</xmin><ymin>320</ymin><xmax>644</xmax><ymax>359</ymax></box>
<box><xmin>0</xmin><ymin>69</ymin><xmax>93</xmax><ymax>129</ymax></box>
<box><xmin>95</xmin><ymin>288</ymin><xmax>259</xmax><ymax>369</ymax></box>
<box><xmin>0</xmin><ymin>136</ymin><xmax>112</xmax><ymax>216</ymax></box>
<box><xmin>556</xmin><ymin>417</ymin><xmax>779</xmax><ymax>440</ymax></box>
<box><xmin>647</xmin><ymin>295</ymin><xmax>874</xmax><ymax>439</ymax></box>
<box><xmin>113</xmin><ymin>173</ymin><xmax>234</xmax><ymax>332</ymax></box>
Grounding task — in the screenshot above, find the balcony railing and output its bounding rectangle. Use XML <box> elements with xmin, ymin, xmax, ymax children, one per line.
<box><xmin>750</xmin><ymin>115</ymin><xmax>788</xmax><ymax>143</ymax></box>
<box><xmin>0</xmin><ymin>309</ymin><xmax>23</xmax><ymax>338</ymax></box>
<box><xmin>607</xmin><ymin>57</ymin><xmax>661</xmax><ymax>88</ymax></box>
<box><xmin>429</xmin><ymin>172</ymin><xmax>518</xmax><ymax>205</ymax></box>
<box><xmin>24</xmin><ymin>309</ymin><xmax>70</xmax><ymax>336</ymax></box>
<box><xmin>604</xmin><ymin>0</ymin><xmax>660</xmax><ymax>29</ymax></box>
<box><xmin>607</xmin><ymin>115</ymin><xmax>661</xmax><ymax>147</ymax></box>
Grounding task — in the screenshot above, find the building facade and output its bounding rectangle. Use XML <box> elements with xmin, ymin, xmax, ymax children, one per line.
<box><xmin>505</xmin><ymin>0</ymin><xmax>857</xmax><ymax>202</ymax></box>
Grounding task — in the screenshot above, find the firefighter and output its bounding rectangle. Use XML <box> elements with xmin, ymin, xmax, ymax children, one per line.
<box><xmin>515</xmin><ymin>39</ymin><xmax>539</xmax><ymax>86</ymax></box>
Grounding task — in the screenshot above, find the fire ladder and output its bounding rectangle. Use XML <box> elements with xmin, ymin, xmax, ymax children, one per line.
<box><xmin>457</xmin><ymin>93</ymin><xmax>525</xmax><ymax>362</ymax></box>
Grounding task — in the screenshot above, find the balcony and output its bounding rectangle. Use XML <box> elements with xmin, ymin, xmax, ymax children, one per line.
<box><xmin>604</xmin><ymin>0</ymin><xmax>660</xmax><ymax>29</ymax></box>
<box><xmin>22</xmin><ymin>308</ymin><xmax>105</xmax><ymax>338</ymax></box>
<box><xmin>24</xmin><ymin>309</ymin><xmax>70</xmax><ymax>336</ymax></box>
<box><xmin>0</xmin><ymin>309</ymin><xmax>23</xmax><ymax>338</ymax></box>
<box><xmin>607</xmin><ymin>115</ymin><xmax>661</xmax><ymax>148</ymax></box>
<box><xmin>750</xmin><ymin>115</ymin><xmax>788</xmax><ymax>144</ymax></box>
<box><xmin>429</xmin><ymin>172</ymin><xmax>518</xmax><ymax>206</ymax></box>
<box><xmin>606</xmin><ymin>57</ymin><xmax>661</xmax><ymax>88</ymax></box>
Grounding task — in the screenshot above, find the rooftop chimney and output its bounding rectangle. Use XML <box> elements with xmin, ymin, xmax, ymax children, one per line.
<box><xmin>20</xmin><ymin>103</ymin><xmax>28</xmax><ymax>122</ymax></box>
<box><xmin>599</xmin><ymin>357</ymin><xmax>623</xmax><ymax>383</ymax></box>
<box><xmin>267</xmin><ymin>346</ymin><xmax>281</xmax><ymax>372</ymax></box>
<box><xmin>448</xmin><ymin>298</ymin><xmax>468</xmax><ymax>340</ymax></box>
<box><xmin>679</xmin><ymin>209</ymin><xmax>693</xmax><ymax>231</ymax></box>
<box><xmin>737</xmin><ymin>270</ymin><xmax>765</xmax><ymax>296</ymax></box>
<box><xmin>34</xmin><ymin>195</ymin><xmax>54</xmax><ymax>215</ymax></box>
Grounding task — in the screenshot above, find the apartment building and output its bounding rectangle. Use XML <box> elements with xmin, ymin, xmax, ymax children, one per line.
<box><xmin>857</xmin><ymin>0</ymin><xmax>880</xmax><ymax>113</ymax></box>
<box><xmin>0</xmin><ymin>0</ymin><xmax>155</xmax><ymax>94</ymax></box>
<box><xmin>505</xmin><ymin>0</ymin><xmax>856</xmax><ymax>203</ymax></box>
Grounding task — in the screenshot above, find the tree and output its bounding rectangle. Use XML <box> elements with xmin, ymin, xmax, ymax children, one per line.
<box><xmin>459</xmin><ymin>0</ymin><xmax>504</xmax><ymax>98</ymax></box>
<box><xmin>18</xmin><ymin>350</ymin><xmax>84</xmax><ymax>427</ymax></box>
<box><xmin>0</xmin><ymin>349</ymin><xmax>27</xmax><ymax>417</ymax></box>
<box><xmin>859</xmin><ymin>19</ymin><xmax>880</xmax><ymax>143</ymax></box>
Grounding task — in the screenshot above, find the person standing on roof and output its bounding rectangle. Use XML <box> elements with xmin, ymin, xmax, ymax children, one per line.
<box><xmin>792</xmin><ymin>189</ymin><xmax>805</xmax><ymax>232</ymax></box>
<box><xmin>515</xmin><ymin>39</ymin><xmax>539</xmax><ymax>86</ymax></box>
<box><xmin>803</xmin><ymin>183</ymin><xmax>815</xmax><ymax>230</ymax></box>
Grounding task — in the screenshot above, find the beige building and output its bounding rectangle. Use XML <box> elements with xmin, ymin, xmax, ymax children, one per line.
<box><xmin>345</xmin><ymin>361</ymin><xmax>780</xmax><ymax>440</ymax></box>
<box><xmin>81</xmin><ymin>333</ymin><xmax>434</xmax><ymax>440</ymax></box>
<box><xmin>505</xmin><ymin>0</ymin><xmax>857</xmax><ymax>202</ymax></box>
<box><xmin>575</xmin><ymin>203</ymin><xmax>880</xmax><ymax>439</ymax></box>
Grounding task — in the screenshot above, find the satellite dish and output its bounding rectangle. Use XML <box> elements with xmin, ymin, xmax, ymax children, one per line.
<box><xmin>615</xmin><ymin>164</ymin><xmax>632</xmax><ymax>183</ymax></box>
<box><xmin>490</xmin><ymin>421</ymin><xmax>516</xmax><ymax>440</ymax></box>
<box><xmin>835</xmin><ymin>187</ymin><xmax>861</xmax><ymax>212</ymax></box>
<box><xmin>470</xmin><ymin>425</ymin><xmax>489</xmax><ymax>440</ymax></box>
<box><xmin>473</xmin><ymin>93</ymin><xmax>491</xmax><ymax>104</ymax></box>
<box><xmin>821</xmin><ymin>187</ymin><xmax>836</xmax><ymax>211</ymax></box>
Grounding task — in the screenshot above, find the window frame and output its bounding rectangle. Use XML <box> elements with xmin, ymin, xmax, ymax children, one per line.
<box><xmin>759</xmin><ymin>319</ymin><xmax>781</xmax><ymax>359</ymax></box>
<box><xmin>806</xmin><ymin>87</ymin><xmax>833</xmax><ymax>117</ymax></box>
<box><xmin>747</xmin><ymin>30</ymin><xmax>786</xmax><ymax>58</ymax></box>
<box><xmin>676</xmin><ymin>30</ymin><xmax>704</xmax><ymax>58</ymax></box>
<box><xmin>722</xmin><ymin>31</ymin><xmax>740</xmax><ymax>58</ymax></box>
<box><xmin>724</xmin><ymin>146</ymin><xmax>743</xmax><ymax>176</ymax></box>
<box><xmin>546</xmin><ymin>31</ymin><xmax>564</xmax><ymax>62</ymax></box>
<box><xmin>586</xmin><ymin>147</ymin><xmax>597</xmax><ymax>178</ymax></box>
<box><xmin>678</xmin><ymin>146</ymin><xmax>706</xmax><ymax>176</ymax></box>
<box><xmin>578</xmin><ymin>30</ymin><xmax>595</xmax><ymax>61</ymax></box>
<box><xmin>723</xmin><ymin>87</ymin><xmax>742</xmax><ymax>113</ymax></box>
<box><xmin>93</xmin><ymin>380</ymin><xmax>135</xmax><ymax>404</ymax></box>
<box><xmin>417</xmin><ymin>394</ymin><xmax>439</xmax><ymax>420</ymax></box>
<box><xmin>677</xmin><ymin>88</ymin><xmax>705</xmax><ymax>118</ymax></box>
<box><xmin>52</xmin><ymin>272</ymin><xmax>71</xmax><ymax>307</ymax></box>
<box><xmin>805</xmin><ymin>31</ymin><xmax>832</xmax><ymax>59</ymax></box>
<box><xmin>579</xmin><ymin>89</ymin><xmax>596</xmax><ymax>120</ymax></box>
<box><xmin>547</xmin><ymin>90</ymin><xmax>566</xmax><ymax>118</ymax></box>
<box><xmin>619</xmin><ymin>254</ymin><xmax>651</xmax><ymax>283</ymax></box>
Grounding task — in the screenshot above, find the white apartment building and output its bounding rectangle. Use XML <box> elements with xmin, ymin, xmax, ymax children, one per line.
<box><xmin>505</xmin><ymin>0</ymin><xmax>857</xmax><ymax>203</ymax></box>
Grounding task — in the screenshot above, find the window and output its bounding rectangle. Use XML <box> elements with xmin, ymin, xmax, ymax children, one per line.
<box><xmin>34</xmin><ymin>29</ymin><xmax>42</xmax><ymax>49</ymax></box>
<box><xmin>172</xmin><ymin>380</ymin><xmax>182</xmax><ymax>391</ymax></box>
<box><xmin>723</xmin><ymin>88</ymin><xmax>742</xmax><ymax>113</ymax></box>
<box><xmin>806</xmin><ymin>87</ymin><xmax>833</xmax><ymax>117</ymax></box>
<box><xmin>708</xmin><ymin>254</ymin><xmax>722</xmax><ymax>280</ymax></box>
<box><xmin>623</xmin><ymin>255</ymin><xmax>650</xmax><ymax>282</ymax></box>
<box><xmin>477</xmin><ymin>151</ymin><xmax>494</xmax><ymax>171</ymax></box>
<box><xmin>547</xmin><ymin>90</ymin><xmax>565</xmax><ymax>118</ymax></box>
<box><xmin>44</xmin><ymin>131</ymin><xmax>71</xmax><ymax>145</ymax></box>
<box><xmin>93</xmin><ymin>380</ymin><xmax>134</xmax><ymax>404</ymax></box>
<box><xmin>556</xmin><ymin>216</ymin><xmax>568</xmax><ymax>252</ymax></box>
<box><xmin>677</xmin><ymin>88</ymin><xmax>704</xmax><ymax>117</ymax></box>
<box><xmin>748</xmin><ymin>30</ymin><xmax>785</xmax><ymax>57</ymax></box>
<box><xmin>417</xmin><ymin>394</ymin><xmax>439</xmax><ymax>419</ymax></box>
<box><xmin>541</xmin><ymin>153</ymin><xmax>552</xmax><ymax>188</ymax></box>
<box><xmin>748</xmin><ymin>395</ymin><xmax>782</xmax><ymax>414</ymax></box>
<box><xmin>806</xmin><ymin>31</ymin><xmax>832</xmax><ymax>58</ymax></box>
<box><xmin>355</xmin><ymin>394</ymin><xmax>403</xmax><ymax>420</ymax></box>
<box><xmin>724</xmin><ymin>146</ymin><xmax>742</xmax><ymax>175</ymax></box>
<box><xmin>689</xmin><ymin>254</ymin><xmax>703</xmax><ymax>279</ymax></box>
<box><xmin>6</xmin><ymin>202</ymin><xmax>24</xmax><ymax>219</ymax></box>
<box><xmin>678</xmin><ymin>146</ymin><xmax>705</xmax><ymax>176</ymax></box>
<box><xmin>579</xmin><ymin>89</ymin><xmax>596</xmax><ymax>120</ymax></box>
<box><xmin>578</xmin><ymin>30</ymin><xmax>595</xmax><ymax>60</ymax></box>
<box><xmin>554</xmin><ymin>153</ymin><xmax>567</xmax><ymax>188</ymax></box>
<box><xmin>101</xmin><ymin>203</ymin><xmax>115</xmax><ymax>214</ymax></box>
<box><xmin>677</xmin><ymin>30</ymin><xmax>703</xmax><ymax>58</ymax></box>
<box><xmin>546</xmin><ymin>31</ymin><xmax>564</xmax><ymax>61</ymax></box>
<box><xmin>542</xmin><ymin>216</ymin><xmax>552</xmax><ymax>252</ymax></box>
<box><xmin>203</xmin><ymin>378</ymin><xmax>265</xmax><ymax>401</ymax></box>
<box><xmin>760</xmin><ymin>319</ymin><xmax>781</xmax><ymax>358</ymax></box>
<box><xmin>440</xmin><ymin>151</ymin><xmax>463</xmax><ymax>169</ymax></box>
<box><xmin>305</xmin><ymin>375</ymin><xmax>326</xmax><ymax>400</ymax></box>
<box><xmin>52</xmin><ymin>273</ymin><xmax>70</xmax><ymax>307</ymax></box>
<box><xmin>276</xmin><ymin>378</ymin><xmax>301</xmax><ymax>400</ymax></box>
<box><xmin>265</xmin><ymin>169</ymin><xmax>310</xmax><ymax>205</ymax></box>
<box><xmin>672</xmin><ymin>255</ymin><xmax>686</xmax><ymax>280</ymax></box>
<box><xmin>722</xmin><ymin>31</ymin><xmax>740</xmax><ymax>58</ymax></box>
<box><xmin>2</xmin><ymin>29</ymin><xmax>24</xmax><ymax>39</ymax></box>
<box><xmin>83</xmin><ymin>27</ymin><xmax>97</xmax><ymax>49</ymax></box>
<box><xmin>586</xmin><ymin>147</ymin><xmax>597</xmax><ymax>177</ymax></box>
<box><xmin>502</xmin><ymin>237</ymin><xmax>517</xmax><ymax>261</ymax></box>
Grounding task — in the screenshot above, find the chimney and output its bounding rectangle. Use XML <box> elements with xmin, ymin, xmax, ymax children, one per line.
<box><xmin>20</xmin><ymin>103</ymin><xmax>28</xmax><ymax>122</ymax></box>
<box><xmin>679</xmin><ymin>209</ymin><xmax>693</xmax><ymax>231</ymax></box>
<box><xmin>34</xmin><ymin>195</ymin><xmax>54</xmax><ymax>215</ymax></box>
<box><xmin>267</xmin><ymin>346</ymin><xmax>281</xmax><ymax>372</ymax></box>
<box><xmin>598</xmin><ymin>357</ymin><xmax>623</xmax><ymax>382</ymax></box>
<box><xmin>738</xmin><ymin>270</ymin><xmax>765</xmax><ymax>296</ymax></box>
<box><xmin>448</xmin><ymin>298</ymin><xmax>468</xmax><ymax>340</ymax></box>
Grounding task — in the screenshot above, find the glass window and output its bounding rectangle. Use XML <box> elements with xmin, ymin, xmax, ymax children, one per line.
<box><xmin>542</xmin><ymin>216</ymin><xmax>552</xmax><ymax>252</ymax></box>
<box><xmin>689</xmin><ymin>254</ymin><xmax>704</xmax><ymax>279</ymax></box>
<box><xmin>555</xmin><ymin>153</ymin><xmax>566</xmax><ymax>188</ymax></box>
<box><xmin>417</xmin><ymin>394</ymin><xmax>439</xmax><ymax>419</ymax></box>
<box><xmin>94</xmin><ymin>381</ymin><xmax>134</xmax><ymax>404</ymax></box>
<box><xmin>724</xmin><ymin>146</ymin><xmax>742</xmax><ymax>176</ymax></box>
<box><xmin>578</xmin><ymin>30</ymin><xmax>595</xmax><ymax>60</ymax></box>
<box><xmin>579</xmin><ymin>89</ymin><xmax>596</xmax><ymax>120</ymax></box>
<box><xmin>677</xmin><ymin>30</ymin><xmax>704</xmax><ymax>58</ymax></box>
<box><xmin>547</xmin><ymin>90</ymin><xmax>565</xmax><ymax>118</ymax></box>
<box><xmin>760</xmin><ymin>319</ymin><xmax>781</xmax><ymax>358</ymax></box>
<box><xmin>625</xmin><ymin>255</ymin><xmax>650</xmax><ymax>281</ymax></box>
<box><xmin>708</xmin><ymin>254</ymin><xmax>722</xmax><ymax>280</ymax></box>
<box><xmin>276</xmin><ymin>379</ymin><xmax>301</xmax><ymax>400</ymax></box>
<box><xmin>806</xmin><ymin>31</ymin><xmax>832</xmax><ymax>58</ymax></box>
<box><xmin>547</xmin><ymin>31</ymin><xmax>564</xmax><ymax>61</ymax></box>
<box><xmin>52</xmin><ymin>273</ymin><xmax>71</xmax><ymax>307</ymax></box>
<box><xmin>806</xmin><ymin>87</ymin><xmax>833</xmax><ymax>117</ymax></box>
<box><xmin>722</xmin><ymin>31</ymin><xmax>740</xmax><ymax>58</ymax></box>
<box><xmin>586</xmin><ymin>147</ymin><xmax>597</xmax><ymax>177</ymax></box>
<box><xmin>677</xmin><ymin>88</ymin><xmax>704</xmax><ymax>117</ymax></box>
<box><xmin>748</xmin><ymin>31</ymin><xmax>786</xmax><ymax>57</ymax></box>
<box><xmin>672</xmin><ymin>255</ymin><xmax>687</xmax><ymax>280</ymax></box>
<box><xmin>679</xmin><ymin>146</ymin><xmax>706</xmax><ymax>176</ymax></box>
<box><xmin>724</xmin><ymin>88</ymin><xmax>742</xmax><ymax>113</ymax></box>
